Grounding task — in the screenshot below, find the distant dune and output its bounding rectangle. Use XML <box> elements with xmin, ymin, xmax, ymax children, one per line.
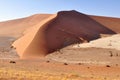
<box><xmin>90</xmin><ymin>15</ymin><xmax>120</xmax><ymax>33</ymax></box>
<box><xmin>0</xmin><ymin>14</ymin><xmax>52</xmax><ymax>37</ymax></box>
<box><xmin>0</xmin><ymin>10</ymin><xmax>120</xmax><ymax>59</ymax></box>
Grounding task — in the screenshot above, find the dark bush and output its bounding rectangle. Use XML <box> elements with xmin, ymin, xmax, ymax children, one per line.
<box><xmin>64</xmin><ymin>63</ymin><xmax>68</xmax><ymax>65</ymax></box>
<box><xmin>106</xmin><ymin>65</ymin><xmax>110</xmax><ymax>67</ymax></box>
<box><xmin>9</xmin><ymin>61</ymin><xmax>16</xmax><ymax>64</ymax></box>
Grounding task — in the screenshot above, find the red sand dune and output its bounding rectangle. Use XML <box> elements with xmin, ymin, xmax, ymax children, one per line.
<box><xmin>12</xmin><ymin>10</ymin><xmax>116</xmax><ymax>59</ymax></box>
<box><xmin>0</xmin><ymin>14</ymin><xmax>52</xmax><ymax>37</ymax></box>
<box><xmin>90</xmin><ymin>15</ymin><xmax>120</xmax><ymax>33</ymax></box>
<box><xmin>12</xmin><ymin>14</ymin><xmax>56</xmax><ymax>59</ymax></box>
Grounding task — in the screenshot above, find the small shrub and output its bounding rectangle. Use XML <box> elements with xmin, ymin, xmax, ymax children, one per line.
<box><xmin>109</xmin><ymin>51</ymin><xmax>113</xmax><ymax>57</ymax></box>
<box><xmin>116</xmin><ymin>53</ymin><xmax>119</xmax><ymax>57</ymax></box>
<box><xmin>64</xmin><ymin>63</ymin><xmax>68</xmax><ymax>65</ymax></box>
<box><xmin>46</xmin><ymin>60</ymin><xmax>50</xmax><ymax>63</ymax></box>
<box><xmin>78</xmin><ymin>63</ymin><xmax>82</xmax><ymax>65</ymax></box>
<box><xmin>9</xmin><ymin>61</ymin><xmax>16</xmax><ymax>64</ymax></box>
<box><xmin>116</xmin><ymin>64</ymin><xmax>118</xmax><ymax>66</ymax></box>
<box><xmin>10</xmin><ymin>46</ymin><xmax>14</xmax><ymax>48</ymax></box>
<box><xmin>87</xmin><ymin>67</ymin><xmax>90</xmax><ymax>69</ymax></box>
<box><xmin>106</xmin><ymin>65</ymin><xmax>110</xmax><ymax>67</ymax></box>
<box><xmin>78</xmin><ymin>63</ymin><xmax>84</xmax><ymax>65</ymax></box>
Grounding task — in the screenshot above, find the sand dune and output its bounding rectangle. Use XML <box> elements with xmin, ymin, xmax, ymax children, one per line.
<box><xmin>0</xmin><ymin>10</ymin><xmax>120</xmax><ymax>80</ymax></box>
<box><xmin>0</xmin><ymin>14</ymin><xmax>52</xmax><ymax>58</ymax></box>
<box><xmin>0</xmin><ymin>14</ymin><xmax>52</xmax><ymax>38</ymax></box>
<box><xmin>12</xmin><ymin>14</ymin><xmax>56</xmax><ymax>59</ymax></box>
<box><xmin>12</xmin><ymin>10</ymin><xmax>116</xmax><ymax>59</ymax></box>
<box><xmin>1</xmin><ymin>10</ymin><xmax>120</xmax><ymax>59</ymax></box>
<box><xmin>90</xmin><ymin>15</ymin><xmax>120</xmax><ymax>33</ymax></box>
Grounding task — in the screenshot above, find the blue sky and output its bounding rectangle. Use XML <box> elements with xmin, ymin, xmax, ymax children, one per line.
<box><xmin>0</xmin><ymin>0</ymin><xmax>120</xmax><ymax>21</ymax></box>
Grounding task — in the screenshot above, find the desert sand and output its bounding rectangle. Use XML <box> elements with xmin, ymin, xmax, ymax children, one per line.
<box><xmin>0</xmin><ymin>10</ymin><xmax>120</xmax><ymax>80</ymax></box>
<box><xmin>74</xmin><ymin>34</ymin><xmax>120</xmax><ymax>50</ymax></box>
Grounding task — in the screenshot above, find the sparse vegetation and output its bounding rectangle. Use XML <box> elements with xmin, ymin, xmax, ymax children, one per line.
<box><xmin>0</xmin><ymin>67</ymin><xmax>116</xmax><ymax>80</ymax></box>
<box><xmin>109</xmin><ymin>51</ymin><xmax>113</xmax><ymax>57</ymax></box>
<box><xmin>106</xmin><ymin>65</ymin><xmax>111</xmax><ymax>67</ymax></box>
<box><xmin>10</xmin><ymin>46</ymin><xmax>14</xmax><ymax>48</ymax></box>
<box><xmin>78</xmin><ymin>63</ymin><xmax>82</xmax><ymax>65</ymax></box>
<box><xmin>116</xmin><ymin>53</ymin><xmax>119</xmax><ymax>56</ymax></box>
<box><xmin>116</xmin><ymin>64</ymin><xmax>118</xmax><ymax>66</ymax></box>
<box><xmin>64</xmin><ymin>63</ymin><xmax>68</xmax><ymax>65</ymax></box>
<box><xmin>87</xmin><ymin>67</ymin><xmax>90</xmax><ymax>69</ymax></box>
<box><xmin>9</xmin><ymin>61</ymin><xmax>16</xmax><ymax>64</ymax></box>
<box><xmin>0</xmin><ymin>68</ymin><xmax>82</xmax><ymax>80</ymax></box>
<box><xmin>46</xmin><ymin>60</ymin><xmax>50</xmax><ymax>63</ymax></box>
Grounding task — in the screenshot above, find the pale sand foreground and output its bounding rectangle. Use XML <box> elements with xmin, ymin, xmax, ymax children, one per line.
<box><xmin>74</xmin><ymin>34</ymin><xmax>120</xmax><ymax>50</ymax></box>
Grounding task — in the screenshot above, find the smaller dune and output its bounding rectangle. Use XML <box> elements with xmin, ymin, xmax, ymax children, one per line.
<box><xmin>74</xmin><ymin>34</ymin><xmax>120</xmax><ymax>50</ymax></box>
<box><xmin>12</xmin><ymin>14</ymin><xmax>57</xmax><ymax>59</ymax></box>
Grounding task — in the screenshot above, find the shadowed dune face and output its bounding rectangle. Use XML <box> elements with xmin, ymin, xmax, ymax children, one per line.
<box><xmin>13</xmin><ymin>10</ymin><xmax>116</xmax><ymax>59</ymax></box>
<box><xmin>45</xmin><ymin>11</ymin><xmax>116</xmax><ymax>53</ymax></box>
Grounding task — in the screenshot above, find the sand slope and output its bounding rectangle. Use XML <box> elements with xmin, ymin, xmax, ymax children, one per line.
<box><xmin>0</xmin><ymin>14</ymin><xmax>52</xmax><ymax>58</ymax></box>
<box><xmin>90</xmin><ymin>15</ymin><xmax>120</xmax><ymax>33</ymax></box>
<box><xmin>0</xmin><ymin>14</ymin><xmax>52</xmax><ymax>38</ymax></box>
<box><xmin>12</xmin><ymin>10</ymin><xmax>116</xmax><ymax>59</ymax></box>
<box><xmin>74</xmin><ymin>34</ymin><xmax>120</xmax><ymax>50</ymax></box>
<box><xmin>12</xmin><ymin>14</ymin><xmax>57</xmax><ymax>58</ymax></box>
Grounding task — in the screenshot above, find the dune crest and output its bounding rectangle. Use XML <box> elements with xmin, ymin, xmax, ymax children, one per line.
<box><xmin>90</xmin><ymin>16</ymin><xmax>120</xmax><ymax>33</ymax></box>
<box><xmin>12</xmin><ymin>10</ymin><xmax>116</xmax><ymax>59</ymax></box>
<box><xmin>12</xmin><ymin>14</ymin><xmax>57</xmax><ymax>59</ymax></box>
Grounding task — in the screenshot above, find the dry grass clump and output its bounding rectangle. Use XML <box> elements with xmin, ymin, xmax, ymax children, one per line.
<box><xmin>106</xmin><ymin>65</ymin><xmax>111</xmax><ymax>67</ymax></box>
<box><xmin>0</xmin><ymin>68</ymin><xmax>81</xmax><ymax>80</ymax></box>
<box><xmin>64</xmin><ymin>63</ymin><xmax>68</xmax><ymax>65</ymax></box>
<box><xmin>0</xmin><ymin>67</ymin><xmax>119</xmax><ymax>80</ymax></box>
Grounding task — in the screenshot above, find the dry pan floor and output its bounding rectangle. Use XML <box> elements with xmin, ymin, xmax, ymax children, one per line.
<box><xmin>0</xmin><ymin>59</ymin><xmax>120</xmax><ymax>80</ymax></box>
<box><xmin>0</xmin><ymin>47</ymin><xmax>120</xmax><ymax>80</ymax></box>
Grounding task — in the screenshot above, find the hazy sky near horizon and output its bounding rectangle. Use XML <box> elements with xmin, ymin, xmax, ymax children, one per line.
<box><xmin>0</xmin><ymin>0</ymin><xmax>120</xmax><ymax>21</ymax></box>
